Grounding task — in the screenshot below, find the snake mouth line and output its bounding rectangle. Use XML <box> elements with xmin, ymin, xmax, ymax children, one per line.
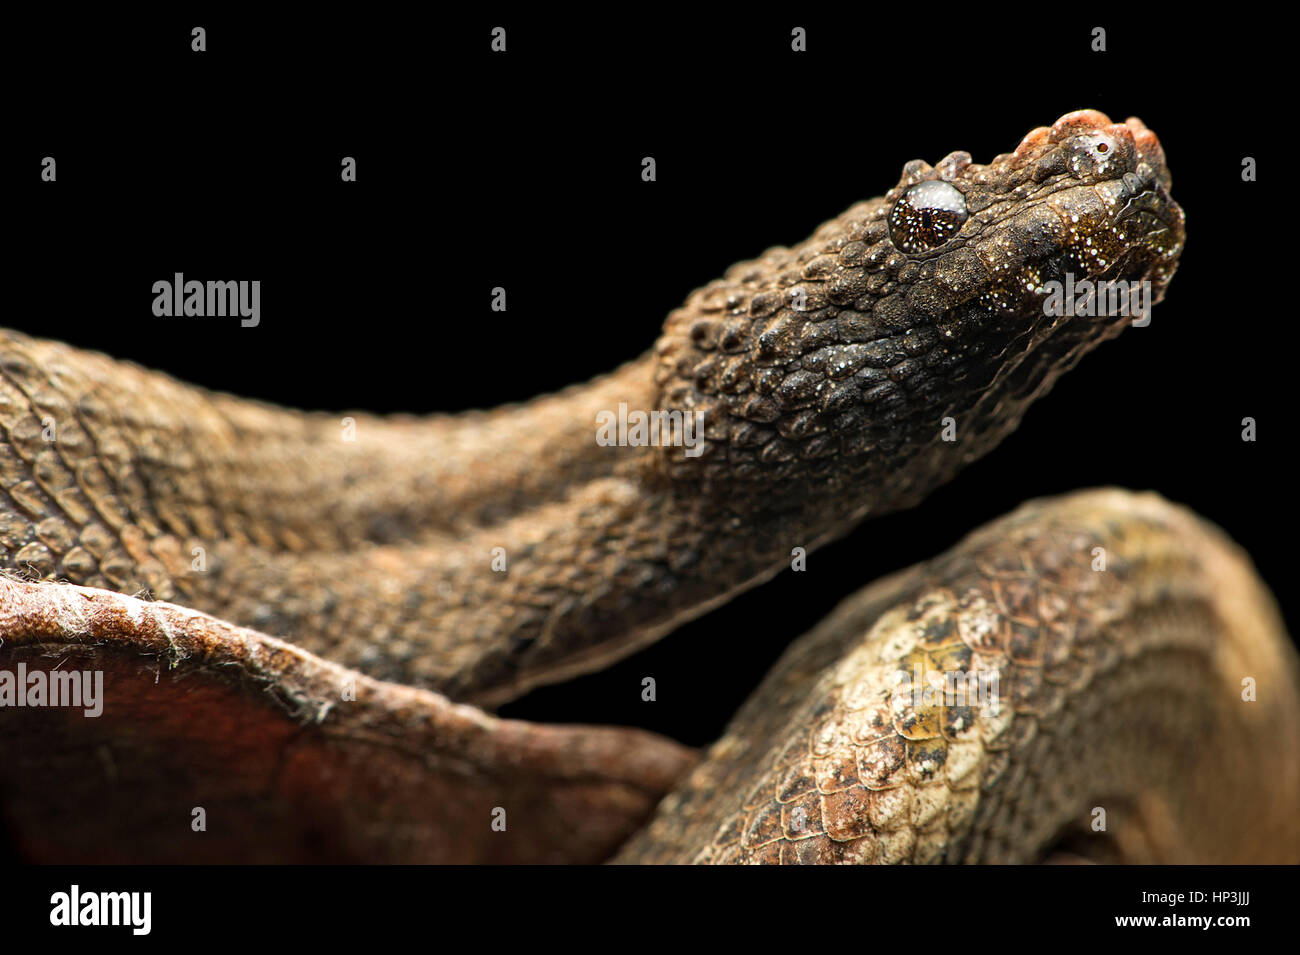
<box><xmin>18</xmin><ymin>100</ymin><xmax>1288</xmax><ymax>869</ymax></box>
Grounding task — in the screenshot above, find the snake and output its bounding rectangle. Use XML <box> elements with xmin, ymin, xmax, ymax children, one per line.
<box><xmin>1</xmin><ymin>109</ymin><xmax>1296</xmax><ymax>864</ymax></box>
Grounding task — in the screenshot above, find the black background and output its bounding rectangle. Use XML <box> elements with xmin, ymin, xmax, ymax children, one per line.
<box><xmin>7</xmin><ymin>12</ymin><xmax>1290</xmax><ymax>754</ymax></box>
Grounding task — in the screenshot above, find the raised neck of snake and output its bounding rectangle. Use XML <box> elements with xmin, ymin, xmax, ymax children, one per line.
<box><xmin>0</xmin><ymin>110</ymin><xmax>1184</xmax><ymax>706</ymax></box>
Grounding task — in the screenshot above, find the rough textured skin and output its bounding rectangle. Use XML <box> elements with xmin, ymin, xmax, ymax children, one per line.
<box><xmin>616</xmin><ymin>491</ymin><xmax>1300</xmax><ymax>864</ymax></box>
<box><xmin>10</xmin><ymin>110</ymin><xmax>1274</xmax><ymax>865</ymax></box>
<box><xmin>0</xmin><ymin>111</ymin><xmax>1185</xmax><ymax>708</ymax></box>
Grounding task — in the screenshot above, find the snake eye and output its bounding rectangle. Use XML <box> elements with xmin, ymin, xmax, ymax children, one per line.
<box><xmin>1068</xmin><ymin>133</ymin><xmax>1121</xmax><ymax>178</ymax></box>
<box><xmin>889</xmin><ymin>181</ymin><xmax>968</xmax><ymax>253</ymax></box>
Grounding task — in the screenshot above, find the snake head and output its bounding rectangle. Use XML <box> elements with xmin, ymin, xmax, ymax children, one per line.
<box><xmin>941</xmin><ymin>109</ymin><xmax>1186</xmax><ymax>308</ymax></box>
<box><xmin>652</xmin><ymin>110</ymin><xmax>1185</xmax><ymax>519</ymax></box>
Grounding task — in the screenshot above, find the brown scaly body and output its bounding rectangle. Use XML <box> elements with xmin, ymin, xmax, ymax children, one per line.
<box><xmin>1</xmin><ymin>111</ymin><xmax>1183</xmax><ymax>707</ymax></box>
<box><xmin>4</xmin><ymin>111</ymin><xmax>1286</xmax><ymax>864</ymax></box>
<box><xmin>616</xmin><ymin>491</ymin><xmax>1300</xmax><ymax>863</ymax></box>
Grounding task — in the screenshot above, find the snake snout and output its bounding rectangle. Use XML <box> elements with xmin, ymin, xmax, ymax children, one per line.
<box><xmin>1123</xmin><ymin>115</ymin><xmax>1172</xmax><ymax>189</ymax></box>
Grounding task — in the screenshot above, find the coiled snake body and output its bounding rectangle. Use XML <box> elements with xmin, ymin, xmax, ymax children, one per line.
<box><xmin>1</xmin><ymin>110</ymin><xmax>1296</xmax><ymax>863</ymax></box>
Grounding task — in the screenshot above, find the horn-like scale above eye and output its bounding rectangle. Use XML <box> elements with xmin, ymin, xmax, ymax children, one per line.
<box><xmin>888</xmin><ymin>181</ymin><xmax>969</xmax><ymax>253</ymax></box>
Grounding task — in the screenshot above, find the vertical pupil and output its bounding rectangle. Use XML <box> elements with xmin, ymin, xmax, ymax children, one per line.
<box><xmin>921</xmin><ymin>210</ymin><xmax>933</xmax><ymax>230</ymax></box>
